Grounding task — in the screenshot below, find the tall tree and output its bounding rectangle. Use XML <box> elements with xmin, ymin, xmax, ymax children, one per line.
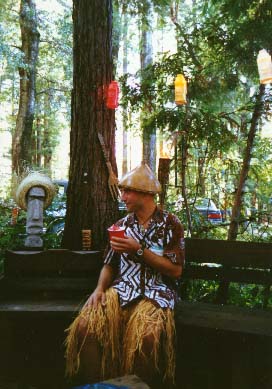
<box><xmin>139</xmin><ymin>0</ymin><xmax>156</xmax><ymax>171</ymax></box>
<box><xmin>36</xmin><ymin>4</ymin><xmax>72</xmax><ymax>174</ymax></box>
<box><xmin>42</xmin><ymin>88</ymin><xmax>53</xmax><ymax>171</ymax></box>
<box><xmin>62</xmin><ymin>0</ymin><xmax>119</xmax><ymax>250</ymax></box>
<box><xmin>121</xmin><ymin>1</ymin><xmax>129</xmax><ymax>175</ymax></box>
<box><xmin>12</xmin><ymin>0</ymin><xmax>40</xmax><ymax>176</ymax></box>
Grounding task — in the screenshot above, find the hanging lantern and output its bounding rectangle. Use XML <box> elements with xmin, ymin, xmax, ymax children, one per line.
<box><xmin>257</xmin><ymin>49</ymin><xmax>272</xmax><ymax>84</ymax></box>
<box><xmin>174</xmin><ymin>74</ymin><xmax>187</xmax><ymax>105</ymax></box>
<box><xmin>106</xmin><ymin>80</ymin><xmax>119</xmax><ymax>109</ymax></box>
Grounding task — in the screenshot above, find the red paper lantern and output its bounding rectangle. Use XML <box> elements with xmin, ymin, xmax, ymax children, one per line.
<box><xmin>106</xmin><ymin>81</ymin><xmax>119</xmax><ymax>109</ymax></box>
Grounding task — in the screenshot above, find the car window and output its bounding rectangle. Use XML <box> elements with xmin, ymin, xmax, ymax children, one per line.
<box><xmin>195</xmin><ymin>199</ymin><xmax>208</xmax><ymax>207</ymax></box>
<box><xmin>53</xmin><ymin>180</ymin><xmax>68</xmax><ymax>197</ymax></box>
<box><xmin>194</xmin><ymin>198</ymin><xmax>218</xmax><ymax>210</ymax></box>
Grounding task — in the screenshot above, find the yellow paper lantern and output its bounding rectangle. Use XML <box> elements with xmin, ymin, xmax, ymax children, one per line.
<box><xmin>174</xmin><ymin>74</ymin><xmax>187</xmax><ymax>105</ymax></box>
<box><xmin>257</xmin><ymin>49</ymin><xmax>272</xmax><ymax>84</ymax></box>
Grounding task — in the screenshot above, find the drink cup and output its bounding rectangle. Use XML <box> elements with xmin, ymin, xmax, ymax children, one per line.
<box><xmin>108</xmin><ymin>225</ymin><xmax>126</xmax><ymax>239</ymax></box>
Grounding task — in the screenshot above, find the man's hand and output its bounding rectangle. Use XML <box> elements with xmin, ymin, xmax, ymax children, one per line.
<box><xmin>83</xmin><ymin>287</ymin><xmax>106</xmax><ymax>309</ymax></box>
<box><xmin>110</xmin><ymin>236</ymin><xmax>140</xmax><ymax>255</ymax></box>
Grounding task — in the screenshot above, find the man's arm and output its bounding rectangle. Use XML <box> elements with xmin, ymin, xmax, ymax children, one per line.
<box><xmin>110</xmin><ymin>236</ymin><xmax>183</xmax><ymax>279</ymax></box>
<box><xmin>138</xmin><ymin>246</ymin><xmax>182</xmax><ymax>278</ymax></box>
<box><xmin>84</xmin><ymin>264</ymin><xmax>115</xmax><ymax>308</ymax></box>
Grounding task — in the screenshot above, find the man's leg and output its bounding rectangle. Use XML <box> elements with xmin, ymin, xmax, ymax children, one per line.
<box><xmin>65</xmin><ymin>288</ymin><xmax>121</xmax><ymax>382</ymax></box>
<box><xmin>122</xmin><ymin>300</ymin><xmax>175</xmax><ymax>388</ymax></box>
<box><xmin>76</xmin><ymin>317</ymin><xmax>103</xmax><ymax>383</ymax></box>
<box><xmin>133</xmin><ymin>332</ymin><xmax>161</xmax><ymax>387</ymax></box>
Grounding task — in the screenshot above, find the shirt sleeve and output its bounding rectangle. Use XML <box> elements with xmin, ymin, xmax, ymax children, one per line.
<box><xmin>163</xmin><ymin>214</ymin><xmax>185</xmax><ymax>267</ymax></box>
<box><xmin>103</xmin><ymin>217</ymin><xmax>126</xmax><ymax>268</ymax></box>
<box><xmin>103</xmin><ymin>242</ymin><xmax>120</xmax><ymax>270</ymax></box>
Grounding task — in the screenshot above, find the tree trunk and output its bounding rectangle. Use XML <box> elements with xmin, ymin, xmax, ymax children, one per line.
<box><xmin>180</xmin><ymin>107</ymin><xmax>193</xmax><ymax>235</ymax></box>
<box><xmin>12</xmin><ymin>0</ymin><xmax>40</xmax><ymax>176</ymax></box>
<box><xmin>62</xmin><ymin>0</ymin><xmax>119</xmax><ymax>250</ymax></box>
<box><xmin>139</xmin><ymin>0</ymin><xmax>156</xmax><ymax>171</ymax></box>
<box><xmin>197</xmin><ymin>157</ymin><xmax>206</xmax><ymax>197</ymax></box>
<box><xmin>34</xmin><ymin>115</ymin><xmax>42</xmax><ymax>167</ymax></box>
<box><xmin>122</xmin><ymin>2</ymin><xmax>128</xmax><ymax>175</ymax></box>
<box><xmin>112</xmin><ymin>0</ymin><xmax>121</xmax><ymax>78</ymax></box>
<box><xmin>43</xmin><ymin>89</ymin><xmax>52</xmax><ymax>171</ymax></box>
<box><xmin>228</xmin><ymin>84</ymin><xmax>265</xmax><ymax>241</ymax></box>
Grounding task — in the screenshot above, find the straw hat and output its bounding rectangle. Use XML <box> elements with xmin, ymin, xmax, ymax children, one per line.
<box><xmin>119</xmin><ymin>161</ymin><xmax>161</xmax><ymax>194</ymax></box>
<box><xmin>15</xmin><ymin>172</ymin><xmax>56</xmax><ymax>210</ymax></box>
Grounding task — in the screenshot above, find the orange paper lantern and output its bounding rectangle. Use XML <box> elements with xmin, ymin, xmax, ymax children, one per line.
<box><xmin>174</xmin><ymin>74</ymin><xmax>187</xmax><ymax>105</ymax></box>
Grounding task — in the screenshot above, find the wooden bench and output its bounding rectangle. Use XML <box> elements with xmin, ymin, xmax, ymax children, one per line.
<box><xmin>1</xmin><ymin>240</ymin><xmax>272</xmax><ymax>388</ymax></box>
<box><xmin>175</xmin><ymin>238</ymin><xmax>272</xmax><ymax>389</ymax></box>
<box><xmin>0</xmin><ymin>249</ymin><xmax>103</xmax><ymax>389</ymax></box>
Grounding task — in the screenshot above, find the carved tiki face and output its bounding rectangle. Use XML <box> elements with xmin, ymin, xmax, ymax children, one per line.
<box><xmin>26</xmin><ymin>186</ymin><xmax>46</xmax><ymax>234</ymax></box>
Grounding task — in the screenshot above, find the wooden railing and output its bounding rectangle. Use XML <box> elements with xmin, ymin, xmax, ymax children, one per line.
<box><xmin>175</xmin><ymin>238</ymin><xmax>272</xmax><ymax>389</ymax></box>
<box><xmin>181</xmin><ymin>237</ymin><xmax>272</xmax><ymax>305</ymax></box>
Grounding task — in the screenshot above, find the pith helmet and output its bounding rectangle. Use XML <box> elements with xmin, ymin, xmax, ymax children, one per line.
<box><xmin>119</xmin><ymin>161</ymin><xmax>161</xmax><ymax>194</ymax></box>
<box><xmin>15</xmin><ymin>172</ymin><xmax>56</xmax><ymax>210</ymax></box>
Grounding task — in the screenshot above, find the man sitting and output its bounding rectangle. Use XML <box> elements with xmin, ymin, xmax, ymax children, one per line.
<box><xmin>65</xmin><ymin>162</ymin><xmax>185</xmax><ymax>388</ymax></box>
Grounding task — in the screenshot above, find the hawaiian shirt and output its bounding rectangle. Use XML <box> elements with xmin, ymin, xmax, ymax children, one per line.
<box><xmin>104</xmin><ymin>207</ymin><xmax>185</xmax><ymax>309</ymax></box>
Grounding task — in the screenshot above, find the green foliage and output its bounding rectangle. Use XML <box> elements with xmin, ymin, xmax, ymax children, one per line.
<box><xmin>119</xmin><ymin>0</ymin><xmax>272</xmax><ymax>243</ymax></box>
<box><xmin>182</xmin><ymin>280</ymin><xmax>272</xmax><ymax>309</ymax></box>
<box><xmin>0</xmin><ymin>0</ymin><xmax>72</xmax><ymax>173</ymax></box>
<box><xmin>0</xmin><ymin>200</ymin><xmax>26</xmax><ymax>274</ymax></box>
<box><xmin>181</xmin><ymin>279</ymin><xmax>218</xmax><ymax>303</ymax></box>
<box><xmin>228</xmin><ymin>283</ymin><xmax>271</xmax><ymax>308</ymax></box>
<box><xmin>42</xmin><ymin>229</ymin><xmax>63</xmax><ymax>250</ymax></box>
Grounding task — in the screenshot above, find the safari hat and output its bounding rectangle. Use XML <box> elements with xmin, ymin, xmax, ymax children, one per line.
<box><xmin>15</xmin><ymin>172</ymin><xmax>56</xmax><ymax>210</ymax></box>
<box><xmin>119</xmin><ymin>161</ymin><xmax>161</xmax><ymax>194</ymax></box>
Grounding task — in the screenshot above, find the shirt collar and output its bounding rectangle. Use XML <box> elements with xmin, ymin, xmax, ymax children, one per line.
<box><xmin>126</xmin><ymin>206</ymin><xmax>164</xmax><ymax>226</ymax></box>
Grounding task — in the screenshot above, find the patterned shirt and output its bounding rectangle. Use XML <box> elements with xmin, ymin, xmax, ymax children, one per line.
<box><xmin>104</xmin><ymin>207</ymin><xmax>185</xmax><ymax>309</ymax></box>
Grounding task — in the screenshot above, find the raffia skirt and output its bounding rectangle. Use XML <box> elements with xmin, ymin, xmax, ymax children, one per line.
<box><xmin>65</xmin><ymin>287</ymin><xmax>176</xmax><ymax>383</ymax></box>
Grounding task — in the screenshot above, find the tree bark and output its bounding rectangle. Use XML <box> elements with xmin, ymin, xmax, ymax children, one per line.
<box><xmin>62</xmin><ymin>0</ymin><xmax>119</xmax><ymax>250</ymax></box>
<box><xmin>34</xmin><ymin>115</ymin><xmax>42</xmax><ymax>167</ymax></box>
<box><xmin>12</xmin><ymin>0</ymin><xmax>40</xmax><ymax>176</ymax></box>
<box><xmin>112</xmin><ymin>0</ymin><xmax>121</xmax><ymax>78</ymax></box>
<box><xmin>180</xmin><ymin>106</ymin><xmax>193</xmax><ymax>235</ymax></box>
<box><xmin>122</xmin><ymin>2</ymin><xmax>128</xmax><ymax>175</ymax></box>
<box><xmin>43</xmin><ymin>89</ymin><xmax>52</xmax><ymax>171</ymax></box>
<box><xmin>139</xmin><ymin>0</ymin><xmax>156</xmax><ymax>171</ymax></box>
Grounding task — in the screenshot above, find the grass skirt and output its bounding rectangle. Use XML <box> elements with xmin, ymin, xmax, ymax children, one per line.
<box><xmin>65</xmin><ymin>288</ymin><xmax>176</xmax><ymax>383</ymax></box>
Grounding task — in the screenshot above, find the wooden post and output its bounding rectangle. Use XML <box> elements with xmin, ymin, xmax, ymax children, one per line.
<box><xmin>158</xmin><ymin>157</ymin><xmax>171</xmax><ymax>209</ymax></box>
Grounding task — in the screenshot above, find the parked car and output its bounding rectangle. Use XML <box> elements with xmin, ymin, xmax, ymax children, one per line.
<box><xmin>52</xmin><ymin>179</ymin><xmax>68</xmax><ymax>196</ymax></box>
<box><xmin>44</xmin><ymin>180</ymin><xmax>67</xmax><ymax>235</ymax></box>
<box><xmin>174</xmin><ymin>197</ymin><xmax>222</xmax><ymax>224</ymax></box>
<box><xmin>194</xmin><ymin>198</ymin><xmax>222</xmax><ymax>224</ymax></box>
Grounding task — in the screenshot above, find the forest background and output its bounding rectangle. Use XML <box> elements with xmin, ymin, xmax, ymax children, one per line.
<box><xmin>0</xmin><ymin>0</ymin><xmax>272</xmax><ymax>265</ymax></box>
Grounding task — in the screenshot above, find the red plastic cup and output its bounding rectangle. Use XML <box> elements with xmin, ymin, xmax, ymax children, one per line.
<box><xmin>108</xmin><ymin>225</ymin><xmax>126</xmax><ymax>239</ymax></box>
